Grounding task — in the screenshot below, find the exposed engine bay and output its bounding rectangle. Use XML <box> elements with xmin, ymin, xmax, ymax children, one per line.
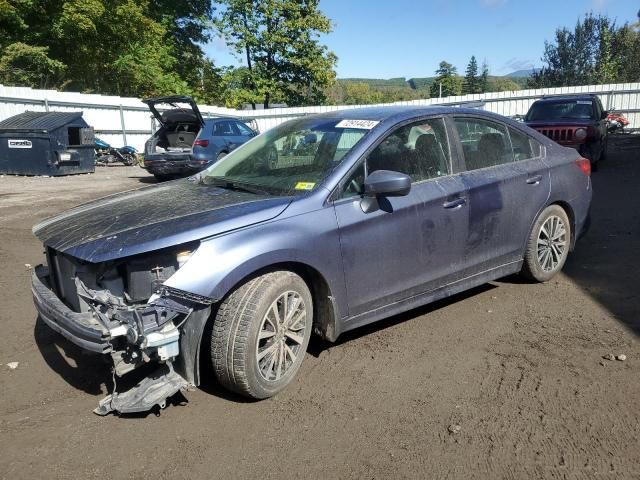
<box><xmin>41</xmin><ymin>244</ymin><xmax>211</xmax><ymax>415</ymax></box>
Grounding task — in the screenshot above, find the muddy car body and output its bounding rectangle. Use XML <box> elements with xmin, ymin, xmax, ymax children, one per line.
<box><xmin>32</xmin><ymin>106</ymin><xmax>592</xmax><ymax>414</ymax></box>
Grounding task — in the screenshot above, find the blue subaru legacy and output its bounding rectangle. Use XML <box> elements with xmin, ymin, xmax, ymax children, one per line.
<box><xmin>31</xmin><ymin>106</ymin><xmax>591</xmax><ymax>415</ymax></box>
<box><xmin>142</xmin><ymin>95</ymin><xmax>257</xmax><ymax>180</ymax></box>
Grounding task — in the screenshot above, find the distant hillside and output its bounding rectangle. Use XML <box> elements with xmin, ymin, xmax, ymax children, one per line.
<box><xmin>505</xmin><ymin>69</ymin><xmax>535</xmax><ymax>78</ymax></box>
<box><xmin>337</xmin><ymin>75</ymin><xmax>529</xmax><ymax>92</ymax></box>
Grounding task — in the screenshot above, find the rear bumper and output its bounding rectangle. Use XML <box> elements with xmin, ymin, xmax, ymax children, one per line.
<box><xmin>31</xmin><ymin>265</ymin><xmax>111</xmax><ymax>353</ymax></box>
<box><xmin>577</xmin><ymin>210</ymin><xmax>591</xmax><ymax>240</ymax></box>
<box><xmin>143</xmin><ymin>158</ymin><xmax>210</xmax><ymax>175</ymax></box>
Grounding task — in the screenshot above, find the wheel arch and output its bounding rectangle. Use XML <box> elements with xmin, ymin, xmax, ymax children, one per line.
<box><xmin>214</xmin><ymin>261</ymin><xmax>340</xmax><ymax>342</ymax></box>
<box><xmin>188</xmin><ymin>260</ymin><xmax>341</xmax><ymax>387</ymax></box>
<box><xmin>520</xmin><ymin>200</ymin><xmax>577</xmax><ymax>260</ymax></box>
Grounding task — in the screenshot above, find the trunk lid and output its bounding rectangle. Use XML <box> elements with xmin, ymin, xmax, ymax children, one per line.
<box><xmin>143</xmin><ymin>96</ymin><xmax>205</xmax><ymax>128</ymax></box>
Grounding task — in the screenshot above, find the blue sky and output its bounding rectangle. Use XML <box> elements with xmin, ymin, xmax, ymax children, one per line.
<box><xmin>205</xmin><ymin>0</ymin><xmax>638</xmax><ymax>78</ymax></box>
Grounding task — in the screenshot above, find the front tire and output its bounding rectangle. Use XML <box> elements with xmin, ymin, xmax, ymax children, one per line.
<box><xmin>211</xmin><ymin>271</ymin><xmax>313</xmax><ymax>399</ymax></box>
<box><xmin>521</xmin><ymin>205</ymin><xmax>571</xmax><ymax>282</ymax></box>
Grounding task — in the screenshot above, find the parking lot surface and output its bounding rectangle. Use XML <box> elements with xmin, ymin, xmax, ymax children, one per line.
<box><xmin>0</xmin><ymin>141</ymin><xmax>639</xmax><ymax>479</ymax></box>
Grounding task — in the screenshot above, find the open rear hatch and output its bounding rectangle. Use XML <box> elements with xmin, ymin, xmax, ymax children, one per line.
<box><xmin>143</xmin><ymin>95</ymin><xmax>205</xmax><ymax>128</ymax></box>
<box><xmin>143</xmin><ymin>96</ymin><xmax>206</xmax><ymax>158</ymax></box>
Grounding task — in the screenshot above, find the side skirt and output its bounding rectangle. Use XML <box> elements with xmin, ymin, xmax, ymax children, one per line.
<box><xmin>340</xmin><ymin>260</ymin><xmax>523</xmax><ymax>335</ymax></box>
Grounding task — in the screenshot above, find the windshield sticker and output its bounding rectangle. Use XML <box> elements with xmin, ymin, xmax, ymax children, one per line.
<box><xmin>335</xmin><ymin>119</ymin><xmax>379</xmax><ymax>130</ymax></box>
<box><xmin>295</xmin><ymin>182</ymin><xmax>316</xmax><ymax>190</ymax></box>
<box><xmin>576</xmin><ymin>100</ymin><xmax>592</xmax><ymax>105</ymax></box>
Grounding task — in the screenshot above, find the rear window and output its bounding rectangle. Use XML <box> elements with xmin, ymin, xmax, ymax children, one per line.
<box><xmin>526</xmin><ymin>100</ymin><xmax>595</xmax><ymax>121</ymax></box>
<box><xmin>454</xmin><ymin>117</ymin><xmax>512</xmax><ymax>170</ymax></box>
<box><xmin>509</xmin><ymin>127</ymin><xmax>542</xmax><ymax>161</ymax></box>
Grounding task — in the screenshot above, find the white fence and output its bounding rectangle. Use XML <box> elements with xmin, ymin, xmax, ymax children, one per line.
<box><xmin>1</xmin><ymin>82</ymin><xmax>639</xmax><ymax>151</ymax></box>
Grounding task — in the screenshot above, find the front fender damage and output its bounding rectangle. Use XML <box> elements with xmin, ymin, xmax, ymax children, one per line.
<box><xmin>76</xmin><ymin>279</ymin><xmax>212</xmax><ymax>415</ymax></box>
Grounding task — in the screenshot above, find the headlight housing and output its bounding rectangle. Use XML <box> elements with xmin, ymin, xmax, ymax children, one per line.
<box><xmin>574</xmin><ymin>128</ymin><xmax>588</xmax><ymax>141</ymax></box>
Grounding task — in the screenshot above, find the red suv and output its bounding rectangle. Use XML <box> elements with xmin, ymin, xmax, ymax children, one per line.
<box><xmin>525</xmin><ymin>94</ymin><xmax>608</xmax><ymax>170</ymax></box>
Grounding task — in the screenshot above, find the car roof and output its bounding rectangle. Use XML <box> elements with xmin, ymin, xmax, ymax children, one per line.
<box><xmin>532</xmin><ymin>94</ymin><xmax>596</xmax><ymax>104</ymax></box>
<box><xmin>204</xmin><ymin>117</ymin><xmax>244</xmax><ymax>123</ymax></box>
<box><xmin>308</xmin><ymin>105</ymin><xmax>508</xmax><ymax>125</ymax></box>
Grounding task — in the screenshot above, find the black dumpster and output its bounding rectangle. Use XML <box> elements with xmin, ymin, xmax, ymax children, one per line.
<box><xmin>0</xmin><ymin>111</ymin><xmax>95</xmax><ymax>176</ymax></box>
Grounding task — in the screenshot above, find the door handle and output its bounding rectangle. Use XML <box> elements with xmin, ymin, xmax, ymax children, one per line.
<box><xmin>443</xmin><ymin>197</ymin><xmax>466</xmax><ymax>209</ymax></box>
<box><xmin>526</xmin><ymin>174</ymin><xmax>543</xmax><ymax>185</ymax></box>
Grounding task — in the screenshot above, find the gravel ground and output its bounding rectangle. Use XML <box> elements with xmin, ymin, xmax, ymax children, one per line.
<box><xmin>0</xmin><ymin>141</ymin><xmax>638</xmax><ymax>479</ymax></box>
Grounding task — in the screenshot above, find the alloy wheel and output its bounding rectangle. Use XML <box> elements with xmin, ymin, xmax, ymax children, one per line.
<box><xmin>255</xmin><ymin>291</ymin><xmax>307</xmax><ymax>381</ymax></box>
<box><xmin>536</xmin><ymin>215</ymin><xmax>568</xmax><ymax>272</ymax></box>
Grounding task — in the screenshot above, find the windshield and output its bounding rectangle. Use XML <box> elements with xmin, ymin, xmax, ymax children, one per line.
<box><xmin>526</xmin><ymin>100</ymin><xmax>595</xmax><ymax>121</ymax></box>
<box><xmin>202</xmin><ymin>117</ymin><xmax>369</xmax><ymax>195</ymax></box>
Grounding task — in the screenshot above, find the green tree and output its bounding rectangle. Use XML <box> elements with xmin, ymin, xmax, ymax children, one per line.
<box><xmin>0</xmin><ymin>42</ymin><xmax>65</xmax><ymax>88</ymax></box>
<box><xmin>485</xmin><ymin>77</ymin><xmax>521</xmax><ymax>92</ymax></box>
<box><xmin>429</xmin><ymin>61</ymin><xmax>462</xmax><ymax>98</ymax></box>
<box><xmin>479</xmin><ymin>60</ymin><xmax>489</xmax><ymax>93</ymax></box>
<box><xmin>527</xmin><ymin>13</ymin><xmax>629</xmax><ymax>88</ymax></box>
<box><xmin>342</xmin><ymin>82</ymin><xmax>383</xmax><ymax>104</ymax></box>
<box><xmin>0</xmin><ymin>0</ymin><xmax>215</xmax><ymax>99</ymax></box>
<box><xmin>614</xmin><ymin>24</ymin><xmax>640</xmax><ymax>82</ymax></box>
<box><xmin>462</xmin><ymin>55</ymin><xmax>480</xmax><ymax>94</ymax></box>
<box><xmin>214</xmin><ymin>0</ymin><xmax>337</xmax><ymax>108</ymax></box>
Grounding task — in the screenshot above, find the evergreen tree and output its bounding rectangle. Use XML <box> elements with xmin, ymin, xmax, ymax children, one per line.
<box><xmin>462</xmin><ymin>56</ymin><xmax>480</xmax><ymax>94</ymax></box>
<box><xmin>479</xmin><ymin>60</ymin><xmax>489</xmax><ymax>93</ymax></box>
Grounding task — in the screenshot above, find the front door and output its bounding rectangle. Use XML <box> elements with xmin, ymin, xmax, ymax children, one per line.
<box><xmin>333</xmin><ymin>117</ymin><xmax>469</xmax><ymax>318</ymax></box>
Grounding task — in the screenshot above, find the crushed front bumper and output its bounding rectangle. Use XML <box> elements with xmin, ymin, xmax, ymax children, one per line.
<box><xmin>31</xmin><ymin>264</ymin><xmax>196</xmax><ymax>415</ymax></box>
<box><xmin>32</xmin><ymin>266</ymin><xmax>111</xmax><ymax>354</ymax></box>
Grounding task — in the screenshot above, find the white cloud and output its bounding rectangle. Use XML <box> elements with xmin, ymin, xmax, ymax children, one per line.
<box><xmin>503</xmin><ymin>58</ymin><xmax>534</xmax><ymax>72</ymax></box>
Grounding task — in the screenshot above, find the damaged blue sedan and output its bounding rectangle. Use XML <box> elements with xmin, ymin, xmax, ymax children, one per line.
<box><xmin>31</xmin><ymin>106</ymin><xmax>592</xmax><ymax>414</ymax></box>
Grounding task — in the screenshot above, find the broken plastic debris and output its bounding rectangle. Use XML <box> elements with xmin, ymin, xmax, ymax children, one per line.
<box><xmin>94</xmin><ymin>363</ymin><xmax>188</xmax><ymax>416</ymax></box>
<box><xmin>7</xmin><ymin>362</ymin><xmax>19</xmax><ymax>369</ymax></box>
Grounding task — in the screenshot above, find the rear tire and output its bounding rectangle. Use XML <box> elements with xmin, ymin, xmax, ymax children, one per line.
<box><xmin>521</xmin><ymin>205</ymin><xmax>571</xmax><ymax>282</ymax></box>
<box><xmin>211</xmin><ymin>271</ymin><xmax>312</xmax><ymax>399</ymax></box>
<box><xmin>217</xmin><ymin>152</ymin><xmax>228</xmax><ymax>161</ymax></box>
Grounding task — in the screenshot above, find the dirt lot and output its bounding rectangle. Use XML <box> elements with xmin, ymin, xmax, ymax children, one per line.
<box><xmin>0</xmin><ymin>141</ymin><xmax>639</xmax><ymax>480</ymax></box>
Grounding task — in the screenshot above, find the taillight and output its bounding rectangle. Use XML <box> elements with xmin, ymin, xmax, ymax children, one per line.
<box><xmin>193</xmin><ymin>139</ymin><xmax>209</xmax><ymax>147</ymax></box>
<box><xmin>575</xmin><ymin>157</ymin><xmax>591</xmax><ymax>176</ymax></box>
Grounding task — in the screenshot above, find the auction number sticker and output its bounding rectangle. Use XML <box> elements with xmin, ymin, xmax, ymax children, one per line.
<box><xmin>576</xmin><ymin>101</ymin><xmax>592</xmax><ymax>105</ymax></box>
<box><xmin>335</xmin><ymin>119</ymin><xmax>379</xmax><ymax>130</ymax></box>
<box><xmin>8</xmin><ymin>139</ymin><xmax>32</xmax><ymax>149</ymax></box>
<box><xmin>295</xmin><ymin>182</ymin><xmax>316</xmax><ymax>190</ymax></box>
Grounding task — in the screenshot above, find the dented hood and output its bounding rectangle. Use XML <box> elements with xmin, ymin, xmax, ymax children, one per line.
<box><xmin>33</xmin><ymin>179</ymin><xmax>292</xmax><ymax>263</ymax></box>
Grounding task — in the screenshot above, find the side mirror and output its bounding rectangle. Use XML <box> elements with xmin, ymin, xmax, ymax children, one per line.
<box><xmin>364</xmin><ymin>170</ymin><xmax>411</xmax><ymax>197</ymax></box>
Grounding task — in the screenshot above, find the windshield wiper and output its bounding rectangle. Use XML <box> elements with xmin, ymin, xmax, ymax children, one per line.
<box><xmin>206</xmin><ymin>177</ymin><xmax>272</xmax><ymax>196</ymax></box>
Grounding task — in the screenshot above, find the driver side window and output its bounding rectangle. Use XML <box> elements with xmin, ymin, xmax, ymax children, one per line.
<box><xmin>340</xmin><ymin>117</ymin><xmax>451</xmax><ymax>198</ymax></box>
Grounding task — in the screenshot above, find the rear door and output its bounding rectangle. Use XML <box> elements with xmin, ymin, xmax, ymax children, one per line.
<box><xmin>233</xmin><ymin>120</ymin><xmax>257</xmax><ymax>145</ymax></box>
<box><xmin>333</xmin><ymin>117</ymin><xmax>469</xmax><ymax>318</ymax></box>
<box><xmin>212</xmin><ymin>120</ymin><xmax>245</xmax><ymax>153</ymax></box>
<box><xmin>451</xmin><ymin>116</ymin><xmax>550</xmax><ymax>274</ymax></box>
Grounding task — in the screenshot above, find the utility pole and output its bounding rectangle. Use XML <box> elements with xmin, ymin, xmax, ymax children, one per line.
<box><xmin>439</xmin><ymin>83</ymin><xmax>442</xmax><ymax>98</ymax></box>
